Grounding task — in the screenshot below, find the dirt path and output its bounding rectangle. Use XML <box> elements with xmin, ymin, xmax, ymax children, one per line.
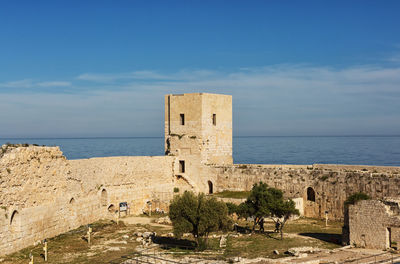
<box><xmin>121</xmin><ymin>216</ymin><xmax>171</xmax><ymax>228</ymax></box>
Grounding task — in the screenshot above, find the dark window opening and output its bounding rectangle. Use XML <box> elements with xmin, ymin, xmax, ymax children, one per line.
<box><xmin>101</xmin><ymin>189</ymin><xmax>108</xmax><ymax>207</ymax></box>
<box><xmin>208</xmin><ymin>181</ymin><xmax>213</xmax><ymax>194</ymax></box>
<box><xmin>179</xmin><ymin>160</ymin><xmax>185</xmax><ymax>173</ymax></box>
<box><xmin>212</xmin><ymin>114</ymin><xmax>216</xmax><ymax>126</ymax></box>
<box><xmin>307</xmin><ymin>187</ymin><xmax>316</xmax><ymax>202</ymax></box>
<box><xmin>180</xmin><ymin>114</ymin><xmax>185</xmax><ymax>125</ymax></box>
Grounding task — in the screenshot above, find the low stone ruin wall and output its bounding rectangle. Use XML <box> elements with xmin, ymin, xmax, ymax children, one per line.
<box><xmin>0</xmin><ymin>147</ymin><xmax>176</xmax><ymax>256</ymax></box>
<box><xmin>348</xmin><ymin>199</ymin><xmax>400</xmax><ymax>249</ymax></box>
<box><xmin>207</xmin><ymin>164</ymin><xmax>400</xmax><ymax>220</ymax></box>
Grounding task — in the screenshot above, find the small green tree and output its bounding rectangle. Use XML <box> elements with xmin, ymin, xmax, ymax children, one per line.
<box><xmin>225</xmin><ymin>202</ymin><xmax>239</xmax><ymax>215</ymax></box>
<box><xmin>238</xmin><ymin>182</ymin><xmax>299</xmax><ymax>239</ymax></box>
<box><xmin>169</xmin><ymin>191</ymin><xmax>231</xmax><ymax>249</ymax></box>
<box><xmin>344</xmin><ymin>192</ymin><xmax>371</xmax><ymax>207</ymax></box>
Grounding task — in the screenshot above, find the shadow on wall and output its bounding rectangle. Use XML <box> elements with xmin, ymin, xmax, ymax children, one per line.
<box><xmin>299</xmin><ymin>233</ymin><xmax>342</xmax><ymax>245</ymax></box>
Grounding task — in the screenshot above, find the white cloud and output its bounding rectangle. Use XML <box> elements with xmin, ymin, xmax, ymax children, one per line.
<box><xmin>1</xmin><ymin>64</ymin><xmax>400</xmax><ymax>137</ymax></box>
<box><xmin>0</xmin><ymin>79</ymin><xmax>34</xmax><ymax>88</ymax></box>
<box><xmin>0</xmin><ymin>79</ymin><xmax>71</xmax><ymax>89</ymax></box>
<box><xmin>37</xmin><ymin>81</ymin><xmax>71</xmax><ymax>87</ymax></box>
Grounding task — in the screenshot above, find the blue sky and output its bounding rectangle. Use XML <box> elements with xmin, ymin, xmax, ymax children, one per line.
<box><xmin>1</xmin><ymin>1</ymin><xmax>400</xmax><ymax>137</ymax></box>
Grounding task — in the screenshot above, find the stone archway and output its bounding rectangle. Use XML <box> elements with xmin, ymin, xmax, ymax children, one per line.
<box><xmin>307</xmin><ymin>187</ymin><xmax>316</xmax><ymax>202</ymax></box>
<box><xmin>304</xmin><ymin>187</ymin><xmax>319</xmax><ymax>218</ymax></box>
<box><xmin>9</xmin><ymin>210</ymin><xmax>21</xmax><ymax>233</ymax></box>
<box><xmin>101</xmin><ymin>189</ymin><xmax>108</xmax><ymax>207</ymax></box>
<box><xmin>108</xmin><ymin>204</ymin><xmax>116</xmax><ymax>215</ymax></box>
<box><xmin>10</xmin><ymin>210</ymin><xmax>19</xmax><ymax>226</ymax></box>
<box><xmin>208</xmin><ymin>180</ymin><xmax>213</xmax><ymax>194</ymax></box>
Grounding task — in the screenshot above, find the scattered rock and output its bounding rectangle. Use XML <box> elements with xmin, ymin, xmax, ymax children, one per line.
<box><xmin>286</xmin><ymin>247</ymin><xmax>320</xmax><ymax>257</ymax></box>
<box><xmin>142</xmin><ymin>232</ymin><xmax>152</xmax><ymax>238</ymax></box>
<box><xmin>136</xmin><ymin>237</ymin><xmax>143</xmax><ymax>242</ymax></box>
<box><xmin>299</xmin><ymin>253</ymin><xmax>308</xmax><ymax>258</ymax></box>
<box><xmin>219</xmin><ymin>235</ymin><xmax>227</xmax><ymax>248</ymax></box>
<box><xmin>122</xmin><ymin>235</ymin><xmax>129</xmax><ymax>239</ymax></box>
<box><xmin>155</xmin><ymin>216</ymin><xmax>172</xmax><ymax>225</ymax></box>
<box><xmin>273</xmin><ymin>250</ymin><xmax>279</xmax><ymax>255</ymax></box>
<box><xmin>107</xmin><ymin>247</ymin><xmax>121</xmax><ymax>251</ymax></box>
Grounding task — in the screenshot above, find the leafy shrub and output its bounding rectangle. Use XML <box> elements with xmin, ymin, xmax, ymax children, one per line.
<box><xmin>344</xmin><ymin>192</ymin><xmax>371</xmax><ymax>207</ymax></box>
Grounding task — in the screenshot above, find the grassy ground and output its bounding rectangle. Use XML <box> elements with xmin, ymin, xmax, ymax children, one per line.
<box><xmin>213</xmin><ymin>190</ymin><xmax>250</xmax><ymax>199</ymax></box>
<box><xmin>1</xmin><ymin>219</ymin><xmax>171</xmax><ymax>264</ymax></box>
<box><xmin>223</xmin><ymin>218</ymin><xmax>342</xmax><ymax>259</ymax></box>
<box><xmin>1</xmin><ymin>216</ymin><xmax>343</xmax><ymax>263</ymax></box>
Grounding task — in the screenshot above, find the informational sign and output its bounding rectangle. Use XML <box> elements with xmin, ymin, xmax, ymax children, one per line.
<box><xmin>119</xmin><ymin>202</ymin><xmax>128</xmax><ymax>212</ymax></box>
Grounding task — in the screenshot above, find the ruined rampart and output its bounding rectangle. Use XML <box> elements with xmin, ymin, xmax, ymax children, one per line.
<box><xmin>206</xmin><ymin>164</ymin><xmax>400</xmax><ymax>220</ymax></box>
<box><xmin>348</xmin><ymin>199</ymin><xmax>400</xmax><ymax>249</ymax></box>
<box><xmin>0</xmin><ymin>146</ymin><xmax>177</xmax><ymax>256</ymax></box>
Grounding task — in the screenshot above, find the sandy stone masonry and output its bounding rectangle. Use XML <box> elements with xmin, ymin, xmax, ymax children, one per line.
<box><xmin>0</xmin><ymin>145</ymin><xmax>177</xmax><ymax>255</ymax></box>
<box><xmin>1</xmin><ymin>92</ymin><xmax>400</xmax><ymax>255</ymax></box>
<box><xmin>347</xmin><ymin>199</ymin><xmax>400</xmax><ymax>249</ymax></box>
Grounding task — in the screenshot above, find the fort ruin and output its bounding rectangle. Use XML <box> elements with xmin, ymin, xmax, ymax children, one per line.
<box><xmin>1</xmin><ymin>92</ymin><xmax>400</xmax><ymax>255</ymax></box>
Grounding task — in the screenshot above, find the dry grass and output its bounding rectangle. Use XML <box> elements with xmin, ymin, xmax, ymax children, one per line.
<box><xmin>1</xmin><ymin>219</ymin><xmax>172</xmax><ymax>264</ymax></box>
<box><xmin>1</xmin><ymin>217</ymin><xmax>343</xmax><ymax>263</ymax></box>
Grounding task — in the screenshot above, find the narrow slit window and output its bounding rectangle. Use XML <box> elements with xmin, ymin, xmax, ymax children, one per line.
<box><xmin>180</xmin><ymin>114</ymin><xmax>185</xmax><ymax>125</ymax></box>
<box><xmin>212</xmin><ymin>114</ymin><xmax>216</xmax><ymax>126</ymax></box>
<box><xmin>179</xmin><ymin>160</ymin><xmax>185</xmax><ymax>173</ymax></box>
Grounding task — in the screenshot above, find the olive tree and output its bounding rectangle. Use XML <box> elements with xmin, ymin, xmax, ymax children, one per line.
<box><xmin>169</xmin><ymin>191</ymin><xmax>231</xmax><ymax>248</ymax></box>
<box><xmin>238</xmin><ymin>182</ymin><xmax>299</xmax><ymax>239</ymax></box>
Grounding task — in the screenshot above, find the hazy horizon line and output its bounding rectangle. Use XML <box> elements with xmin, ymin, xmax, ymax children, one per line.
<box><xmin>1</xmin><ymin>135</ymin><xmax>400</xmax><ymax>140</ymax></box>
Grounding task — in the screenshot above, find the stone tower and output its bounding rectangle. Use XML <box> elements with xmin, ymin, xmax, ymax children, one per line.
<box><xmin>164</xmin><ymin>93</ymin><xmax>232</xmax><ymax>165</ymax></box>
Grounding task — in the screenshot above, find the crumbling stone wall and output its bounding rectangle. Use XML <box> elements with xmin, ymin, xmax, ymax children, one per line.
<box><xmin>0</xmin><ymin>146</ymin><xmax>177</xmax><ymax>256</ymax></box>
<box><xmin>348</xmin><ymin>199</ymin><xmax>400</xmax><ymax>249</ymax></box>
<box><xmin>204</xmin><ymin>164</ymin><xmax>400</xmax><ymax>220</ymax></box>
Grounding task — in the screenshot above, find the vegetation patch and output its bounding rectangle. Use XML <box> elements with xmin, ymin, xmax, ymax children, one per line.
<box><xmin>213</xmin><ymin>190</ymin><xmax>250</xmax><ymax>199</ymax></box>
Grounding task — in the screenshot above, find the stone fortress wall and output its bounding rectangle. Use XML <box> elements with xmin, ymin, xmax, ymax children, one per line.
<box><xmin>348</xmin><ymin>199</ymin><xmax>400</xmax><ymax>249</ymax></box>
<box><xmin>1</xmin><ymin>92</ymin><xmax>399</xmax><ymax>255</ymax></box>
<box><xmin>205</xmin><ymin>164</ymin><xmax>400</xmax><ymax>220</ymax></box>
<box><xmin>0</xmin><ymin>145</ymin><xmax>177</xmax><ymax>255</ymax></box>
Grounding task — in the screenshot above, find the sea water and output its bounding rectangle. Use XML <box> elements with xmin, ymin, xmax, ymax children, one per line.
<box><xmin>1</xmin><ymin>136</ymin><xmax>399</xmax><ymax>166</ymax></box>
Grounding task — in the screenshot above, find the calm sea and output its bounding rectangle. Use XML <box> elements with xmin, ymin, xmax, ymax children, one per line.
<box><xmin>1</xmin><ymin>136</ymin><xmax>399</xmax><ymax>166</ymax></box>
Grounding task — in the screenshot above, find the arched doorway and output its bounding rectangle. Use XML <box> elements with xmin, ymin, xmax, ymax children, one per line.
<box><xmin>208</xmin><ymin>181</ymin><xmax>213</xmax><ymax>194</ymax></box>
<box><xmin>10</xmin><ymin>210</ymin><xmax>20</xmax><ymax>232</ymax></box>
<box><xmin>10</xmin><ymin>210</ymin><xmax>19</xmax><ymax>226</ymax></box>
<box><xmin>307</xmin><ymin>187</ymin><xmax>316</xmax><ymax>202</ymax></box>
<box><xmin>108</xmin><ymin>204</ymin><xmax>116</xmax><ymax>215</ymax></box>
<box><xmin>101</xmin><ymin>189</ymin><xmax>108</xmax><ymax>207</ymax></box>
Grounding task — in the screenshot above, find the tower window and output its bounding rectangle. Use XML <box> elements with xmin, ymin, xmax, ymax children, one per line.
<box><xmin>180</xmin><ymin>114</ymin><xmax>185</xmax><ymax>125</ymax></box>
<box><xmin>179</xmin><ymin>160</ymin><xmax>185</xmax><ymax>173</ymax></box>
<box><xmin>212</xmin><ymin>114</ymin><xmax>216</xmax><ymax>126</ymax></box>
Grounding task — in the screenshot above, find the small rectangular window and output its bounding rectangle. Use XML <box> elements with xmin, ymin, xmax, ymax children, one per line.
<box><xmin>212</xmin><ymin>114</ymin><xmax>216</xmax><ymax>126</ymax></box>
<box><xmin>180</xmin><ymin>114</ymin><xmax>185</xmax><ymax>125</ymax></box>
<box><xmin>179</xmin><ymin>160</ymin><xmax>185</xmax><ymax>173</ymax></box>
